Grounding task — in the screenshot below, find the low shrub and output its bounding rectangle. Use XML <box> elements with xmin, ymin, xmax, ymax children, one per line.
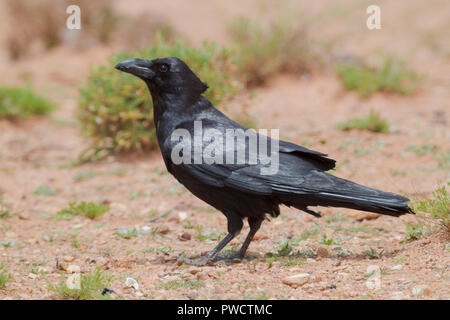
<box><xmin>335</xmin><ymin>111</ymin><xmax>391</xmax><ymax>133</ymax></box>
<box><xmin>228</xmin><ymin>16</ymin><xmax>319</xmax><ymax>86</ymax></box>
<box><xmin>335</xmin><ymin>54</ymin><xmax>421</xmax><ymax>97</ymax></box>
<box><xmin>0</xmin><ymin>86</ymin><xmax>57</xmax><ymax>120</ymax></box>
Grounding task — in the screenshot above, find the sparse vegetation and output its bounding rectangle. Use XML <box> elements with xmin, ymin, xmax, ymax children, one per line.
<box><xmin>161</xmin><ymin>280</ymin><xmax>204</xmax><ymax>290</ymax></box>
<box><xmin>319</xmin><ymin>234</ymin><xmax>340</xmax><ymax>246</ymax></box>
<box><xmin>335</xmin><ymin>111</ymin><xmax>391</xmax><ymax>133</ymax></box>
<box><xmin>33</xmin><ymin>185</ymin><xmax>57</xmax><ymax>196</ymax></box>
<box><xmin>0</xmin><ymin>199</ymin><xmax>10</xmax><ymax>219</ymax></box>
<box><xmin>335</xmin><ymin>54</ymin><xmax>421</xmax><ymax>97</ymax></box>
<box><xmin>412</xmin><ymin>187</ymin><xmax>449</xmax><ymax>231</ymax></box>
<box><xmin>114</xmin><ymin>228</ymin><xmax>139</xmax><ymax>239</ymax></box>
<box><xmin>77</xmin><ymin>36</ymin><xmax>237</xmax><ymax>163</ymax></box>
<box><xmin>0</xmin><ymin>86</ymin><xmax>57</xmax><ymax>120</ymax></box>
<box><xmin>364</xmin><ymin>248</ymin><xmax>382</xmax><ymax>259</ymax></box>
<box><xmin>276</xmin><ymin>239</ymin><xmax>293</xmax><ymax>257</ymax></box>
<box><xmin>5</xmin><ymin>0</ymin><xmax>174</xmax><ymax>60</ymax></box>
<box><xmin>55</xmin><ymin>201</ymin><xmax>109</xmax><ymax>220</ymax></box>
<box><xmin>228</xmin><ymin>16</ymin><xmax>320</xmax><ymax>86</ymax></box>
<box><xmin>0</xmin><ymin>264</ymin><xmax>12</xmax><ymax>290</ymax></box>
<box><xmin>48</xmin><ymin>268</ymin><xmax>112</xmax><ymax>300</ymax></box>
<box><xmin>402</xmin><ymin>223</ymin><xmax>425</xmax><ymax>243</ymax></box>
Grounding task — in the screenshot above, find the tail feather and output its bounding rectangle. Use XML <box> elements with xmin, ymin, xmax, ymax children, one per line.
<box><xmin>277</xmin><ymin>171</ymin><xmax>413</xmax><ymax>217</ymax></box>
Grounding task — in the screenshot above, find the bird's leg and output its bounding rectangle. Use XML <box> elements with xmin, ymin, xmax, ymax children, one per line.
<box><xmin>228</xmin><ymin>216</ymin><xmax>263</xmax><ymax>260</ymax></box>
<box><xmin>177</xmin><ymin>212</ymin><xmax>243</xmax><ymax>266</ymax></box>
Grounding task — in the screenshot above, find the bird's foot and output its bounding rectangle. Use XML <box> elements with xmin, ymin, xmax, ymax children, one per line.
<box><xmin>176</xmin><ymin>254</ymin><xmax>213</xmax><ymax>266</ymax></box>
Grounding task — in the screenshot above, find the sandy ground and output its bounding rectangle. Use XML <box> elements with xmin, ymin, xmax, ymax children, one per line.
<box><xmin>0</xmin><ymin>0</ymin><xmax>449</xmax><ymax>299</ymax></box>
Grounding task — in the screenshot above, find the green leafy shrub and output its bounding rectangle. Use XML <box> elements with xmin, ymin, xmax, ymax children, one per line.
<box><xmin>77</xmin><ymin>36</ymin><xmax>237</xmax><ymax>163</ymax></box>
<box><xmin>228</xmin><ymin>16</ymin><xmax>319</xmax><ymax>86</ymax></box>
<box><xmin>412</xmin><ymin>186</ymin><xmax>449</xmax><ymax>231</ymax></box>
<box><xmin>335</xmin><ymin>54</ymin><xmax>421</xmax><ymax>97</ymax></box>
<box><xmin>335</xmin><ymin>111</ymin><xmax>391</xmax><ymax>133</ymax></box>
<box><xmin>55</xmin><ymin>201</ymin><xmax>109</xmax><ymax>220</ymax></box>
<box><xmin>0</xmin><ymin>86</ymin><xmax>57</xmax><ymax>120</ymax></box>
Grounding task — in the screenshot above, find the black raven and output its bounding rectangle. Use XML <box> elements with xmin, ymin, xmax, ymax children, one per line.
<box><xmin>115</xmin><ymin>57</ymin><xmax>412</xmax><ymax>265</ymax></box>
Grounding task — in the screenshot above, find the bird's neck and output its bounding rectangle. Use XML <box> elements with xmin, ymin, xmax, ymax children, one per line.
<box><xmin>149</xmin><ymin>89</ymin><xmax>210</xmax><ymax>143</ymax></box>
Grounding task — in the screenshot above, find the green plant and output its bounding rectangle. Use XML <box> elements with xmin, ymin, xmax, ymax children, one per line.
<box><xmin>404</xmin><ymin>143</ymin><xmax>437</xmax><ymax>156</ymax></box>
<box><xmin>364</xmin><ymin>248</ymin><xmax>381</xmax><ymax>259</ymax></box>
<box><xmin>0</xmin><ymin>86</ymin><xmax>56</xmax><ymax>120</ymax></box>
<box><xmin>77</xmin><ymin>35</ymin><xmax>237</xmax><ymax>163</ymax></box>
<box><xmin>401</xmin><ymin>223</ymin><xmax>425</xmax><ymax>243</ymax></box>
<box><xmin>33</xmin><ymin>185</ymin><xmax>57</xmax><ymax>196</ymax></box>
<box><xmin>161</xmin><ymin>280</ymin><xmax>204</xmax><ymax>290</ymax></box>
<box><xmin>73</xmin><ymin>170</ymin><xmax>96</xmax><ymax>182</ymax></box>
<box><xmin>412</xmin><ymin>187</ymin><xmax>449</xmax><ymax>230</ymax></box>
<box><xmin>48</xmin><ymin>268</ymin><xmax>112</xmax><ymax>300</ymax></box>
<box><xmin>0</xmin><ymin>263</ymin><xmax>12</xmax><ymax>289</ymax></box>
<box><xmin>276</xmin><ymin>239</ymin><xmax>293</xmax><ymax>257</ymax></box>
<box><xmin>335</xmin><ymin>54</ymin><xmax>420</xmax><ymax>97</ymax></box>
<box><xmin>55</xmin><ymin>201</ymin><xmax>109</xmax><ymax>220</ymax></box>
<box><xmin>392</xmin><ymin>256</ymin><xmax>408</xmax><ymax>264</ymax></box>
<box><xmin>319</xmin><ymin>234</ymin><xmax>340</xmax><ymax>246</ymax></box>
<box><xmin>228</xmin><ymin>16</ymin><xmax>318</xmax><ymax>86</ymax></box>
<box><xmin>335</xmin><ymin>111</ymin><xmax>390</xmax><ymax>133</ymax></box>
<box><xmin>114</xmin><ymin>228</ymin><xmax>139</xmax><ymax>239</ymax></box>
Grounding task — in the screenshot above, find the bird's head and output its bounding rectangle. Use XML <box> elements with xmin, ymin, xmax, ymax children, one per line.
<box><xmin>115</xmin><ymin>57</ymin><xmax>208</xmax><ymax>97</ymax></box>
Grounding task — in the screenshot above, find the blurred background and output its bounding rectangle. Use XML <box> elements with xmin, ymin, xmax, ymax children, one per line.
<box><xmin>0</xmin><ymin>0</ymin><xmax>448</xmax><ymax>300</ymax></box>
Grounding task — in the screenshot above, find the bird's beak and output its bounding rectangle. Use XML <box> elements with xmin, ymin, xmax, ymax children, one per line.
<box><xmin>115</xmin><ymin>58</ymin><xmax>155</xmax><ymax>79</ymax></box>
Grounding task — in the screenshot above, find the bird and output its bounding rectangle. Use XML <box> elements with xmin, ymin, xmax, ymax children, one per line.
<box><xmin>115</xmin><ymin>57</ymin><xmax>413</xmax><ymax>265</ymax></box>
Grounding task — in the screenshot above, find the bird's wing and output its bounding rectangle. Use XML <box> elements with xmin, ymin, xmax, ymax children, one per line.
<box><xmin>162</xmin><ymin>118</ymin><xmax>333</xmax><ymax>196</ymax></box>
<box><xmin>278</xmin><ymin>140</ymin><xmax>336</xmax><ymax>171</ymax></box>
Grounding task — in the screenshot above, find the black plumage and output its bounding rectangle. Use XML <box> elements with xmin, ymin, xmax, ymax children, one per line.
<box><xmin>115</xmin><ymin>57</ymin><xmax>412</xmax><ymax>265</ymax></box>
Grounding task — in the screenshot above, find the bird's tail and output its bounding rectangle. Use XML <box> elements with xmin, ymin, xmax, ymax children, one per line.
<box><xmin>281</xmin><ymin>172</ymin><xmax>413</xmax><ymax>217</ymax></box>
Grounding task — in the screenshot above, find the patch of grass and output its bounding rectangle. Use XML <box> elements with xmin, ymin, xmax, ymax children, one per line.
<box><xmin>48</xmin><ymin>268</ymin><xmax>112</xmax><ymax>300</ymax></box>
<box><xmin>280</xmin><ymin>258</ymin><xmax>304</xmax><ymax>267</ymax></box>
<box><xmin>161</xmin><ymin>280</ymin><xmax>204</xmax><ymax>290</ymax></box>
<box><xmin>275</xmin><ymin>239</ymin><xmax>293</xmax><ymax>257</ymax></box>
<box><xmin>404</xmin><ymin>143</ymin><xmax>437</xmax><ymax>156</ymax></box>
<box><xmin>412</xmin><ymin>187</ymin><xmax>449</xmax><ymax>231</ymax></box>
<box><xmin>0</xmin><ymin>263</ymin><xmax>12</xmax><ymax>289</ymax></box>
<box><xmin>401</xmin><ymin>223</ymin><xmax>425</xmax><ymax>243</ymax></box>
<box><xmin>77</xmin><ymin>35</ymin><xmax>237</xmax><ymax>163</ymax></box>
<box><xmin>70</xmin><ymin>235</ymin><xmax>81</xmax><ymax>249</ymax></box>
<box><xmin>73</xmin><ymin>170</ymin><xmax>96</xmax><ymax>182</ymax></box>
<box><xmin>335</xmin><ymin>54</ymin><xmax>421</xmax><ymax>97</ymax></box>
<box><xmin>228</xmin><ymin>16</ymin><xmax>319</xmax><ymax>86</ymax></box>
<box><xmin>319</xmin><ymin>234</ymin><xmax>340</xmax><ymax>246</ymax></box>
<box><xmin>0</xmin><ymin>86</ymin><xmax>56</xmax><ymax>120</ymax></box>
<box><xmin>114</xmin><ymin>228</ymin><xmax>139</xmax><ymax>239</ymax></box>
<box><xmin>0</xmin><ymin>202</ymin><xmax>10</xmax><ymax>219</ymax></box>
<box><xmin>33</xmin><ymin>185</ymin><xmax>57</xmax><ymax>196</ymax></box>
<box><xmin>403</xmin><ymin>144</ymin><xmax>449</xmax><ymax>171</ymax></box>
<box><xmin>0</xmin><ymin>240</ymin><xmax>16</xmax><ymax>248</ymax></box>
<box><xmin>335</xmin><ymin>111</ymin><xmax>391</xmax><ymax>133</ymax></box>
<box><xmin>55</xmin><ymin>201</ymin><xmax>109</xmax><ymax>220</ymax></box>
<box><xmin>392</xmin><ymin>256</ymin><xmax>408</xmax><ymax>264</ymax></box>
<box><xmin>364</xmin><ymin>248</ymin><xmax>382</xmax><ymax>259</ymax></box>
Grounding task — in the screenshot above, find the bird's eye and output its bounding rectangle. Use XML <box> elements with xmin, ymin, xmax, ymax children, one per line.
<box><xmin>159</xmin><ymin>64</ymin><xmax>169</xmax><ymax>72</ymax></box>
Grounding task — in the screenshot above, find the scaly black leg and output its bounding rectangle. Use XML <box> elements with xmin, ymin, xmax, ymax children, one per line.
<box><xmin>236</xmin><ymin>216</ymin><xmax>263</xmax><ymax>258</ymax></box>
<box><xmin>177</xmin><ymin>211</ymin><xmax>243</xmax><ymax>266</ymax></box>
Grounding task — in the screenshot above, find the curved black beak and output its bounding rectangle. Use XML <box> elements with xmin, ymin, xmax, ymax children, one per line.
<box><xmin>115</xmin><ymin>58</ymin><xmax>155</xmax><ymax>79</ymax></box>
